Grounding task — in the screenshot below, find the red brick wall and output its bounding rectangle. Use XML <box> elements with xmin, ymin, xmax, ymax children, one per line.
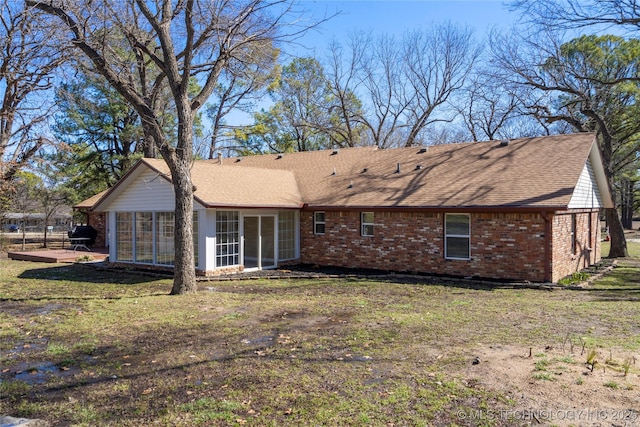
<box><xmin>551</xmin><ymin>211</ymin><xmax>601</xmax><ymax>282</ymax></box>
<box><xmin>86</xmin><ymin>211</ymin><xmax>107</xmax><ymax>247</ymax></box>
<box><xmin>300</xmin><ymin>210</ymin><xmax>550</xmax><ymax>282</ymax></box>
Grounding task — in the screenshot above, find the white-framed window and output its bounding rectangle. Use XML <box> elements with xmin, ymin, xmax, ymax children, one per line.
<box><xmin>278</xmin><ymin>210</ymin><xmax>297</xmax><ymax>260</ymax></box>
<box><xmin>193</xmin><ymin>213</ymin><xmax>199</xmax><ymax>267</ymax></box>
<box><xmin>216</xmin><ymin>210</ymin><xmax>239</xmax><ymax>267</ymax></box>
<box><xmin>115</xmin><ymin>211</ymin><xmax>199</xmax><ymax>266</ymax></box>
<box><xmin>361</xmin><ymin>212</ymin><xmax>374</xmax><ymax>237</ymax></box>
<box><xmin>314</xmin><ymin>211</ymin><xmax>325</xmax><ymax>234</ymax></box>
<box><xmin>135</xmin><ymin>212</ymin><xmax>153</xmax><ymax>263</ymax></box>
<box><xmin>116</xmin><ymin>212</ymin><xmax>133</xmax><ymax>261</ymax></box>
<box><xmin>445</xmin><ymin>214</ymin><xmax>470</xmax><ymax>260</ymax></box>
<box><xmin>156</xmin><ymin>212</ymin><xmax>175</xmax><ymax>265</ymax></box>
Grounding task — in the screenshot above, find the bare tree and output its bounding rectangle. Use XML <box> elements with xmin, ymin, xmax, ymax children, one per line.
<box><xmin>0</xmin><ymin>0</ymin><xmax>68</xmax><ymax>196</ymax></box>
<box><xmin>401</xmin><ymin>23</ymin><xmax>479</xmax><ymax>147</ymax></box>
<box><xmin>349</xmin><ymin>24</ymin><xmax>478</xmax><ymax>148</ymax></box>
<box><xmin>28</xmin><ymin>0</ymin><xmax>316</xmax><ymax>294</ymax></box>
<box><xmin>491</xmin><ymin>29</ymin><xmax>640</xmax><ymax>257</ymax></box>
<box><xmin>323</xmin><ymin>38</ymin><xmax>366</xmax><ymax>147</ymax></box>
<box><xmin>510</xmin><ymin>0</ymin><xmax>640</xmax><ymax>33</ymax></box>
<box><xmin>357</xmin><ymin>32</ymin><xmax>412</xmax><ymax>148</ymax></box>
<box><xmin>205</xmin><ymin>39</ymin><xmax>279</xmax><ymax>158</ymax></box>
<box><xmin>454</xmin><ymin>71</ymin><xmax>519</xmax><ymax>141</ymax></box>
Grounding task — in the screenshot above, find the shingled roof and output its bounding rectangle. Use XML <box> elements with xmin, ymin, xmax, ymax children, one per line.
<box><xmin>80</xmin><ymin>133</ymin><xmax>611</xmax><ymax>212</ymax></box>
<box><xmin>221</xmin><ymin>133</ymin><xmax>609</xmax><ymax>210</ymax></box>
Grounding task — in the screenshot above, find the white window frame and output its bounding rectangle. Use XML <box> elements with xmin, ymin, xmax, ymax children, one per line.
<box><xmin>216</xmin><ymin>210</ymin><xmax>240</xmax><ymax>267</ymax></box>
<box><xmin>445</xmin><ymin>213</ymin><xmax>471</xmax><ymax>260</ymax></box>
<box><xmin>314</xmin><ymin>211</ymin><xmax>325</xmax><ymax>235</ymax></box>
<box><xmin>278</xmin><ymin>210</ymin><xmax>298</xmax><ymax>260</ymax></box>
<box><xmin>361</xmin><ymin>212</ymin><xmax>374</xmax><ymax>237</ymax></box>
<box><xmin>155</xmin><ymin>211</ymin><xmax>175</xmax><ymax>266</ymax></box>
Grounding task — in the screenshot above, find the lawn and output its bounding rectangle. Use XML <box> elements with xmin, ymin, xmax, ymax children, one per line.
<box><xmin>1</xmin><ymin>250</ymin><xmax>640</xmax><ymax>426</ymax></box>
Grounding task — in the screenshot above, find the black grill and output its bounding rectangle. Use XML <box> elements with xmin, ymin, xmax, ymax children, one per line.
<box><xmin>68</xmin><ymin>225</ymin><xmax>98</xmax><ymax>246</ymax></box>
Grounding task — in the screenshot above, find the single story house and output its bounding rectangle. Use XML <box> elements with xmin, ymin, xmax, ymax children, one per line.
<box><xmin>76</xmin><ymin>133</ymin><xmax>613</xmax><ymax>283</ymax></box>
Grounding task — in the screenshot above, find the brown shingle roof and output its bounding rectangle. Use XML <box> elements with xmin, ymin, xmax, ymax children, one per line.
<box><xmin>142</xmin><ymin>159</ymin><xmax>302</xmax><ymax>208</ymax></box>
<box><xmin>78</xmin><ymin>133</ymin><xmax>605</xmax><ymax>211</ymax></box>
<box><xmin>224</xmin><ymin>133</ymin><xmax>599</xmax><ymax>209</ymax></box>
<box><xmin>74</xmin><ymin>190</ymin><xmax>108</xmax><ymax>210</ymax></box>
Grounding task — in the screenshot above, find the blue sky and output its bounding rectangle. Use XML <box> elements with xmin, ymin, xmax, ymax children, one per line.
<box><xmin>221</xmin><ymin>1</ymin><xmax>518</xmax><ymax>127</ymax></box>
<box><xmin>296</xmin><ymin>0</ymin><xmax>518</xmax><ymax>54</ymax></box>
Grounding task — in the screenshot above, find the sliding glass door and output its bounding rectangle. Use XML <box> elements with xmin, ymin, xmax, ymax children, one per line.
<box><xmin>243</xmin><ymin>215</ymin><xmax>276</xmax><ymax>269</ymax></box>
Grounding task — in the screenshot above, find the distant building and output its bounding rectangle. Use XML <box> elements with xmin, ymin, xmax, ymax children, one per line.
<box><xmin>2</xmin><ymin>211</ymin><xmax>72</xmax><ymax>232</ymax></box>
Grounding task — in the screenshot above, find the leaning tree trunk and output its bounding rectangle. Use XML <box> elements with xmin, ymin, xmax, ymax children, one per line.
<box><xmin>605</xmin><ymin>207</ymin><xmax>628</xmax><ymax>258</ymax></box>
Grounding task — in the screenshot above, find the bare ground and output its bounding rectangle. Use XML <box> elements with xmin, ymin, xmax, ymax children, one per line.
<box><xmin>1</xmin><ymin>254</ymin><xmax>640</xmax><ymax>426</ymax></box>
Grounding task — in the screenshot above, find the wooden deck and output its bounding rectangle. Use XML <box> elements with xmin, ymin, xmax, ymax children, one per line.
<box><xmin>7</xmin><ymin>247</ymin><xmax>109</xmax><ymax>263</ymax></box>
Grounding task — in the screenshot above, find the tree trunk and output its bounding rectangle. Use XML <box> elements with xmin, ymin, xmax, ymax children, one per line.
<box><xmin>168</xmin><ymin>94</ymin><xmax>197</xmax><ymax>295</ymax></box>
<box><xmin>170</xmin><ymin>159</ymin><xmax>197</xmax><ymax>294</ymax></box>
<box><xmin>605</xmin><ymin>207</ymin><xmax>628</xmax><ymax>258</ymax></box>
<box><xmin>621</xmin><ymin>178</ymin><xmax>634</xmax><ymax>229</ymax></box>
<box><xmin>141</xmin><ymin>124</ymin><xmax>156</xmax><ymax>158</ymax></box>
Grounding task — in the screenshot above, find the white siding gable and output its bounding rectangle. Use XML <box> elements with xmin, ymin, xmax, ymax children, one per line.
<box><xmin>103</xmin><ymin>169</ymin><xmax>175</xmax><ymax>211</ymax></box>
<box><xmin>568</xmin><ymin>158</ymin><xmax>603</xmax><ymax>209</ymax></box>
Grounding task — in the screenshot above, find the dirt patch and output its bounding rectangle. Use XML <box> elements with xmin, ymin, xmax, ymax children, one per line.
<box><xmin>3</xmin><ymin>255</ymin><xmax>640</xmax><ymax>425</ymax></box>
<box><xmin>458</xmin><ymin>344</ymin><xmax>640</xmax><ymax>426</ymax></box>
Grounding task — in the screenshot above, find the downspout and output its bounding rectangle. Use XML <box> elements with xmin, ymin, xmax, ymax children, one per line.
<box><xmin>542</xmin><ymin>212</ymin><xmax>553</xmax><ymax>282</ymax></box>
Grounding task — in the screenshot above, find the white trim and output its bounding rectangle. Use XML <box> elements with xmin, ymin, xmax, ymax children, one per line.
<box><xmin>314</xmin><ymin>211</ymin><xmax>326</xmax><ymax>235</ymax></box>
<box><xmin>588</xmin><ymin>142</ymin><xmax>614</xmax><ymax>208</ymax></box>
<box><xmin>445</xmin><ymin>213</ymin><xmax>471</xmax><ymax>260</ymax></box>
<box><xmin>361</xmin><ymin>212</ymin><xmax>374</xmax><ymax>237</ymax></box>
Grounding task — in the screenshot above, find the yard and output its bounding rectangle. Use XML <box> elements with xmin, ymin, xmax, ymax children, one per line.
<box><xmin>1</xmin><ymin>248</ymin><xmax>640</xmax><ymax>426</ymax></box>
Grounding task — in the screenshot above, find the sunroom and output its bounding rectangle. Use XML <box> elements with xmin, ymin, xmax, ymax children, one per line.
<box><xmin>108</xmin><ymin>208</ymin><xmax>299</xmax><ymax>275</ymax></box>
<box><xmin>93</xmin><ymin>158</ymin><xmax>303</xmax><ymax>275</ymax></box>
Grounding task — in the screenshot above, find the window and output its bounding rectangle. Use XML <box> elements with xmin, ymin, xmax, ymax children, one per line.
<box><xmin>136</xmin><ymin>212</ymin><xmax>153</xmax><ymax>263</ymax></box>
<box><xmin>216</xmin><ymin>211</ymin><xmax>239</xmax><ymax>267</ymax></box>
<box><xmin>361</xmin><ymin>212</ymin><xmax>374</xmax><ymax>237</ymax></box>
<box><xmin>193</xmin><ymin>213</ymin><xmax>199</xmax><ymax>267</ymax></box>
<box><xmin>115</xmin><ymin>210</ymin><xmax>199</xmax><ymax>266</ymax></box>
<box><xmin>156</xmin><ymin>212</ymin><xmax>175</xmax><ymax>265</ymax></box>
<box><xmin>445</xmin><ymin>214</ymin><xmax>470</xmax><ymax>259</ymax></box>
<box><xmin>278</xmin><ymin>211</ymin><xmax>297</xmax><ymax>260</ymax></box>
<box><xmin>314</xmin><ymin>212</ymin><xmax>325</xmax><ymax>234</ymax></box>
<box><xmin>116</xmin><ymin>212</ymin><xmax>133</xmax><ymax>261</ymax></box>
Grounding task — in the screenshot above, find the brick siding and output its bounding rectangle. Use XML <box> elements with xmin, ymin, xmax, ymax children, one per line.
<box><xmin>551</xmin><ymin>211</ymin><xmax>601</xmax><ymax>282</ymax></box>
<box><xmin>87</xmin><ymin>211</ymin><xmax>107</xmax><ymax>247</ymax></box>
<box><xmin>300</xmin><ymin>209</ymin><xmax>601</xmax><ymax>283</ymax></box>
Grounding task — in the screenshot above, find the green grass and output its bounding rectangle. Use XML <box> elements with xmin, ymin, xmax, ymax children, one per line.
<box><xmin>1</xmin><ymin>255</ymin><xmax>640</xmax><ymax>426</ymax></box>
<box><xmin>601</xmin><ymin>239</ymin><xmax>640</xmax><ymax>258</ymax></box>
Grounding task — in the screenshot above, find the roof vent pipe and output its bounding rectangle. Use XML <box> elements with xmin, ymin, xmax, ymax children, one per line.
<box><xmin>332</xmin><ymin>149</ymin><xmax>339</xmax><ymax>155</ymax></box>
<box><xmin>276</xmin><ymin>154</ymin><xmax>284</xmax><ymax>159</ymax></box>
<box><xmin>415</xmin><ymin>165</ymin><xmax>423</xmax><ymax>170</ymax></box>
<box><xmin>418</xmin><ymin>147</ymin><xmax>428</xmax><ymax>153</ymax></box>
<box><xmin>332</xmin><ymin>167</ymin><xmax>336</xmax><ymax>175</ymax></box>
<box><xmin>362</xmin><ymin>168</ymin><xmax>368</xmax><ymax>173</ymax></box>
<box><xmin>500</xmin><ymin>139</ymin><xmax>510</xmax><ymax>147</ymax></box>
<box><xmin>396</xmin><ymin>163</ymin><xmax>401</xmax><ymax>173</ymax></box>
<box><xmin>348</xmin><ymin>181</ymin><xmax>353</xmax><ymax>189</ymax></box>
<box><xmin>217</xmin><ymin>152</ymin><xmax>222</xmax><ymax>165</ymax></box>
